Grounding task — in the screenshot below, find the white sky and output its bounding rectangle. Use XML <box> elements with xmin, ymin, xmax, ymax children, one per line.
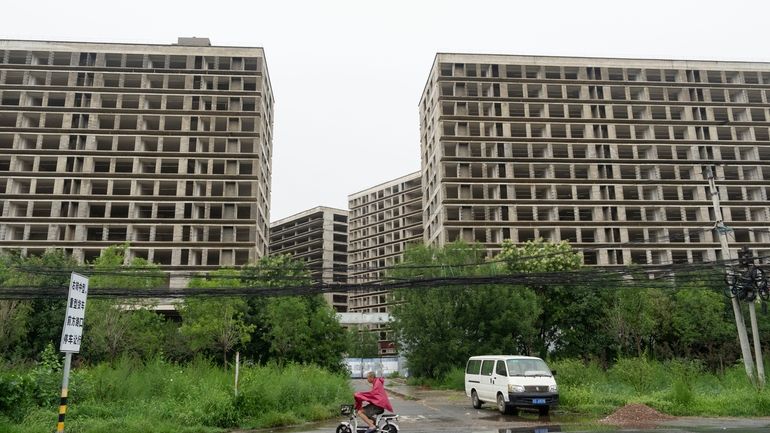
<box><xmin>3</xmin><ymin>0</ymin><xmax>769</xmax><ymax>220</ymax></box>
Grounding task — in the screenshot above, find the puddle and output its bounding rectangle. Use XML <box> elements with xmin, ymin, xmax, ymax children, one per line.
<box><xmin>498</xmin><ymin>426</ymin><xmax>562</xmax><ymax>433</ymax></box>
<box><xmin>244</xmin><ymin>419</ymin><xmax>337</xmax><ymax>433</ymax></box>
<box><xmin>477</xmin><ymin>411</ymin><xmax>591</xmax><ymax>424</ymax></box>
<box><xmin>494</xmin><ymin>425</ymin><xmax>770</xmax><ymax>433</ymax></box>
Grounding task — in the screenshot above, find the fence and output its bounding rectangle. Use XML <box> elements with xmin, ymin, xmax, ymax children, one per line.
<box><xmin>344</xmin><ymin>356</ymin><xmax>409</xmax><ymax>378</ymax></box>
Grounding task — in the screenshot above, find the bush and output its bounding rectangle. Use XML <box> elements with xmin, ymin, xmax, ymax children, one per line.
<box><xmin>181</xmin><ymin>388</ymin><xmax>237</xmax><ymax>428</ymax></box>
<box><xmin>550</xmin><ymin>358</ymin><xmax>604</xmax><ymax>387</ymax></box>
<box><xmin>237</xmin><ymin>363</ymin><xmax>350</xmax><ymax>427</ymax></box>
<box><xmin>669</xmin><ymin>379</ymin><xmax>693</xmax><ymax>408</ymax></box>
<box><xmin>609</xmin><ymin>357</ymin><xmax>668</xmax><ymax>393</ymax></box>
<box><xmin>406</xmin><ymin>367</ymin><xmax>464</xmax><ymax>390</ymax></box>
<box><xmin>441</xmin><ymin>367</ymin><xmax>465</xmax><ymax>390</ymax></box>
<box><xmin>1</xmin><ymin>357</ymin><xmax>351</xmax><ymax>432</ymax></box>
<box><xmin>0</xmin><ymin>373</ymin><xmax>35</xmax><ymax>420</ymax></box>
<box><xmin>0</xmin><ymin>347</ymin><xmax>64</xmax><ymax>422</ymax></box>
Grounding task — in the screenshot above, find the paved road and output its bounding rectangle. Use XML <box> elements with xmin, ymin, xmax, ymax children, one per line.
<box><xmin>260</xmin><ymin>380</ymin><xmax>770</xmax><ymax>433</ymax></box>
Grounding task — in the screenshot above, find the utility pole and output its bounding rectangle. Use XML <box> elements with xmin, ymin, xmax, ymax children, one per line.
<box><xmin>740</xmin><ymin>247</ymin><xmax>766</xmax><ymax>387</ymax></box>
<box><xmin>748</xmin><ymin>294</ymin><xmax>766</xmax><ymax>387</ymax></box>
<box><xmin>707</xmin><ymin>168</ymin><xmax>756</xmax><ymax>385</ymax></box>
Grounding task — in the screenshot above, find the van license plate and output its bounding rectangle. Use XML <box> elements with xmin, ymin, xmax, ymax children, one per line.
<box><xmin>533</xmin><ymin>398</ymin><xmax>546</xmax><ymax>404</ymax></box>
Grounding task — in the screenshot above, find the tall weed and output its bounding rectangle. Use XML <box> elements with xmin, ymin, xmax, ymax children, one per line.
<box><xmin>237</xmin><ymin>363</ymin><xmax>350</xmax><ymax>427</ymax></box>
<box><xmin>609</xmin><ymin>356</ymin><xmax>668</xmax><ymax>393</ymax></box>
<box><xmin>550</xmin><ymin>358</ymin><xmax>604</xmax><ymax>387</ymax></box>
<box><xmin>1</xmin><ymin>357</ymin><xmax>350</xmax><ymax>432</ymax></box>
<box><xmin>406</xmin><ymin>367</ymin><xmax>464</xmax><ymax>390</ymax></box>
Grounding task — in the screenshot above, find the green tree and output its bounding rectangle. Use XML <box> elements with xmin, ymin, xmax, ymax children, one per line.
<box><xmin>390</xmin><ymin>242</ymin><xmax>540</xmax><ymax>378</ymax></box>
<box><xmin>666</xmin><ymin>281</ymin><xmax>736</xmax><ymax>368</ymax></box>
<box><xmin>0</xmin><ymin>250</ymin><xmax>79</xmax><ymax>359</ymax></box>
<box><xmin>240</xmin><ymin>255</ymin><xmax>348</xmax><ymax>371</ymax></box>
<box><xmin>496</xmin><ymin>239</ymin><xmax>600</xmax><ymax>358</ymax></box>
<box><xmin>544</xmin><ymin>282</ymin><xmax>616</xmax><ymax>362</ymax></box>
<box><xmin>347</xmin><ymin>327</ymin><xmax>380</xmax><ymax>358</ymax></box>
<box><xmin>180</xmin><ymin>268</ymin><xmax>255</xmax><ymax>365</ymax></box>
<box><xmin>88</xmin><ymin>243</ymin><xmax>165</xmax><ymax>289</ymax></box>
<box><xmin>607</xmin><ymin>286</ymin><xmax>670</xmax><ymax>357</ymax></box>
<box><xmin>84</xmin><ymin>244</ymin><xmax>168</xmax><ymax>363</ymax></box>
<box><xmin>241</xmin><ymin>254</ymin><xmax>310</xmax><ymax>288</ymax></box>
<box><xmin>0</xmin><ymin>299</ymin><xmax>31</xmax><ymax>359</ymax></box>
<box><xmin>497</xmin><ymin>238</ymin><xmax>583</xmax><ymax>273</ymax></box>
<box><xmin>262</xmin><ymin>296</ymin><xmax>347</xmax><ymax>371</ymax></box>
<box><xmin>239</xmin><ymin>254</ymin><xmax>312</xmax><ymax>360</ymax></box>
<box><xmin>241</xmin><ymin>254</ymin><xmax>346</xmax><ymax>370</ymax></box>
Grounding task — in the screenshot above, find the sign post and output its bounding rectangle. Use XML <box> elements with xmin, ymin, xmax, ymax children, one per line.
<box><xmin>57</xmin><ymin>272</ymin><xmax>89</xmax><ymax>433</ymax></box>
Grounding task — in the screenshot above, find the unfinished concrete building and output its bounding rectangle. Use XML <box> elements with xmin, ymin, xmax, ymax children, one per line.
<box><xmin>347</xmin><ymin>172</ymin><xmax>423</xmax><ymax>354</ymax></box>
<box><xmin>269</xmin><ymin>206</ymin><xmax>348</xmax><ymax>312</ymax></box>
<box><xmin>0</xmin><ymin>38</ymin><xmax>273</xmax><ymax>279</ymax></box>
<box><xmin>420</xmin><ymin>53</ymin><xmax>770</xmax><ymax>265</ymax></box>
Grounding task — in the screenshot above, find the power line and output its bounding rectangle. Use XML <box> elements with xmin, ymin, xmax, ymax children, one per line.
<box><xmin>2</xmin><ymin>244</ymin><xmax>762</xmax><ymax>283</ymax></box>
<box><xmin>4</xmin><ymin>222</ymin><xmax>756</xmax><ymax>279</ymax></box>
<box><xmin>0</xmin><ymin>225</ymin><xmax>726</xmax><ymax>278</ymax></box>
<box><xmin>0</xmin><ymin>255</ymin><xmax>744</xmax><ymax>300</ymax></box>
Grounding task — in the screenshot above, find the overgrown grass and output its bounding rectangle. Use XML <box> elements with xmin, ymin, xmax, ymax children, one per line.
<box><xmin>414</xmin><ymin>357</ymin><xmax>770</xmax><ymax>417</ymax></box>
<box><xmin>406</xmin><ymin>367</ymin><xmax>465</xmax><ymax>390</ymax></box>
<box><xmin>0</xmin><ymin>357</ymin><xmax>351</xmax><ymax>433</ymax></box>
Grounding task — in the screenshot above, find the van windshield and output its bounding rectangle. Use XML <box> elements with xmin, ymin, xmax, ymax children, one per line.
<box><xmin>506</xmin><ymin>359</ymin><xmax>552</xmax><ymax>377</ymax></box>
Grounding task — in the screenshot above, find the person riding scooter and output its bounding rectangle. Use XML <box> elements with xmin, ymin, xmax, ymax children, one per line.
<box><xmin>354</xmin><ymin>371</ymin><xmax>393</xmax><ymax>433</ymax></box>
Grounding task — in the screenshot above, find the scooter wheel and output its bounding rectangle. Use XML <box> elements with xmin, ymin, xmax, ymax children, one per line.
<box><xmin>336</xmin><ymin>424</ymin><xmax>353</xmax><ymax>433</ymax></box>
<box><xmin>382</xmin><ymin>424</ymin><xmax>399</xmax><ymax>433</ymax></box>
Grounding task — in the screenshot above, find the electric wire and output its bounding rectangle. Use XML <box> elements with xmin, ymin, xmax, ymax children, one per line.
<box><xmin>1</xmin><ymin>222</ymin><xmax>767</xmax><ymax>299</ymax></box>
<box><xmin>0</xmin><ymin>253</ymin><xmax>756</xmax><ymax>300</ymax></box>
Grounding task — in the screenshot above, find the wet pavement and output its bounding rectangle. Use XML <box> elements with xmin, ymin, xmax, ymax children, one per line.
<box><xmin>253</xmin><ymin>380</ymin><xmax>770</xmax><ymax>433</ymax></box>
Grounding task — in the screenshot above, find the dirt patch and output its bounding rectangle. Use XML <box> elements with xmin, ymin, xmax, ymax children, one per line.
<box><xmin>599</xmin><ymin>403</ymin><xmax>675</xmax><ymax>427</ymax></box>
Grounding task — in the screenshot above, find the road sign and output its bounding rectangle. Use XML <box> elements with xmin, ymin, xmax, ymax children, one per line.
<box><xmin>60</xmin><ymin>272</ymin><xmax>89</xmax><ymax>353</ymax></box>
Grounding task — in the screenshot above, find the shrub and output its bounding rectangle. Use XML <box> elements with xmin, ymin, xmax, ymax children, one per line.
<box><xmin>669</xmin><ymin>379</ymin><xmax>694</xmax><ymax>408</ymax></box>
<box><xmin>2</xmin><ymin>357</ymin><xmax>351</xmax><ymax>431</ymax></box>
<box><xmin>609</xmin><ymin>357</ymin><xmax>667</xmax><ymax>393</ymax></box>
<box><xmin>236</xmin><ymin>363</ymin><xmax>350</xmax><ymax>428</ymax></box>
<box><xmin>550</xmin><ymin>358</ymin><xmax>604</xmax><ymax>388</ymax></box>
<box><xmin>0</xmin><ymin>372</ymin><xmax>35</xmax><ymax>421</ymax></box>
<box><xmin>441</xmin><ymin>367</ymin><xmax>465</xmax><ymax>390</ymax></box>
<box><xmin>0</xmin><ymin>348</ymin><xmax>65</xmax><ymax>422</ymax></box>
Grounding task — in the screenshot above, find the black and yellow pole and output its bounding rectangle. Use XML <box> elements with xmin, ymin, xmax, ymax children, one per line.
<box><xmin>56</xmin><ymin>352</ymin><xmax>73</xmax><ymax>433</ymax></box>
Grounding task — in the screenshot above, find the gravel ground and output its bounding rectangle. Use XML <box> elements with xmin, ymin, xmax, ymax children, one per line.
<box><xmin>599</xmin><ymin>403</ymin><xmax>675</xmax><ymax>428</ymax></box>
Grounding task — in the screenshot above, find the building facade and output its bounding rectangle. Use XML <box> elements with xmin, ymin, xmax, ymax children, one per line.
<box><xmin>347</xmin><ymin>172</ymin><xmax>423</xmax><ymax>354</ymax></box>
<box><xmin>420</xmin><ymin>53</ymin><xmax>770</xmax><ymax>265</ymax></box>
<box><xmin>269</xmin><ymin>206</ymin><xmax>348</xmax><ymax>311</ymax></box>
<box><xmin>0</xmin><ymin>38</ymin><xmax>273</xmax><ymax>280</ymax></box>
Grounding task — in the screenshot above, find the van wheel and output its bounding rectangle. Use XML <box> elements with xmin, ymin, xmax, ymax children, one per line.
<box><xmin>496</xmin><ymin>393</ymin><xmax>511</xmax><ymax>414</ymax></box>
<box><xmin>471</xmin><ymin>390</ymin><xmax>482</xmax><ymax>409</ymax></box>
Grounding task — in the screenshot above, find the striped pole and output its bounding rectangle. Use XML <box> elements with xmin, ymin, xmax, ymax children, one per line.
<box><xmin>56</xmin><ymin>352</ymin><xmax>72</xmax><ymax>433</ymax></box>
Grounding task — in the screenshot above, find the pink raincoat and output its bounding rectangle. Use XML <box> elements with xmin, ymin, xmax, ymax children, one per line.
<box><xmin>354</xmin><ymin>377</ymin><xmax>393</xmax><ymax>412</ymax></box>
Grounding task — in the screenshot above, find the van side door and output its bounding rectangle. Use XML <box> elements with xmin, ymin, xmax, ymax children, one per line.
<box><xmin>493</xmin><ymin>360</ymin><xmax>509</xmax><ymax>401</ymax></box>
<box><xmin>479</xmin><ymin>359</ymin><xmax>495</xmax><ymax>401</ymax></box>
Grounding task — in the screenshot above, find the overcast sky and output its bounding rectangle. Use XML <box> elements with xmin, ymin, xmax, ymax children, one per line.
<box><xmin>3</xmin><ymin>0</ymin><xmax>769</xmax><ymax>220</ymax></box>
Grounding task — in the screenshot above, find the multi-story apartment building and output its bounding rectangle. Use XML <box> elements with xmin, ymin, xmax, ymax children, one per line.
<box><xmin>0</xmin><ymin>38</ymin><xmax>273</xmax><ymax>281</ymax></box>
<box><xmin>347</xmin><ymin>172</ymin><xmax>423</xmax><ymax>354</ymax></box>
<box><xmin>348</xmin><ymin>171</ymin><xmax>424</xmax><ymax>287</ymax></box>
<box><xmin>420</xmin><ymin>53</ymin><xmax>770</xmax><ymax>265</ymax></box>
<box><xmin>269</xmin><ymin>206</ymin><xmax>348</xmax><ymax>311</ymax></box>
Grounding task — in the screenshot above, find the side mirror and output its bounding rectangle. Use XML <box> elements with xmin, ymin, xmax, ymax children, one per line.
<box><xmin>551</xmin><ymin>370</ymin><xmax>557</xmax><ymax>376</ymax></box>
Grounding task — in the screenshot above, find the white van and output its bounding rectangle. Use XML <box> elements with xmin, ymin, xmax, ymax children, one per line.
<box><xmin>464</xmin><ymin>355</ymin><xmax>558</xmax><ymax>415</ymax></box>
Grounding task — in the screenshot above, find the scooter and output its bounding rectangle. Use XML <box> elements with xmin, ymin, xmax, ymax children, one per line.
<box><xmin>336</xmin><ymin>404</ymin><xmax>399</xmax><ymax>433</ymax></box>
